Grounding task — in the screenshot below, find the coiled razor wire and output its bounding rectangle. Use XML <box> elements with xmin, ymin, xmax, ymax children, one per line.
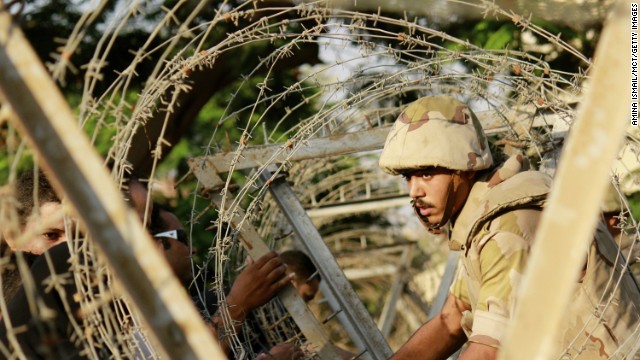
<box><xmin>2</xmin><ymin>0</ymin><xmax>640</xmax><ymax>358</ymax></box>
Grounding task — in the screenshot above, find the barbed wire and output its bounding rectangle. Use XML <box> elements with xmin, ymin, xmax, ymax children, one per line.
<box><xmin>1</xmin><ymin>0</ymin><xmax>638</xmax><ymax>358</ymax></box>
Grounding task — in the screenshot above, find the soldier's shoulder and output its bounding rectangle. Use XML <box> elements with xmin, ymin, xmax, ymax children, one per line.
<box><xmin>480</xmin><ymin>170</ymin><xmax>551</xmax><ymax>213</ymax></box>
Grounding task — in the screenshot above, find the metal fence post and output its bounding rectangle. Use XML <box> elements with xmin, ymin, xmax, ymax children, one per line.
<box><xmin>260</xmin><ymin>169</ymin><xmax>394</xmax><ymax>359</ymax></box>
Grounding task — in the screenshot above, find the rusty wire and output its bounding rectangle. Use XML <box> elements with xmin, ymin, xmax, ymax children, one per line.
<box><xmin>1</xmin><ymin>0</ymin><xmax>638</xmax><ymax>358</ymax></box>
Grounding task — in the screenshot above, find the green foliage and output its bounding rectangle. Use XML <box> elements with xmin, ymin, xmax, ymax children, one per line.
<box><xmin>627</xmin><ymin>193</ymin><xmax>640</xmax><ymax>220</ymax></box>
<box><xmin>150</xmin><ymin>60</ymin><xmax>322</xmax><ymax>257</ymax></box>
<box><xmin>2</xmin><ymin>0</ymin><xmax>608</xmax><ymax>283</ymax></box>
<box><xmin>483</xmin><ymin>23</ymin><xmax>517</xmax><ymax>50</ymax></box>
<box><xmin>466</xmin><ymin>21</ymin><xmax>518</xmax><ymax>50</ymax></box>
<box><xmin>0</xmin><ymin>124</ymin><xmax>28</xmax><ymax>184</ymax></box>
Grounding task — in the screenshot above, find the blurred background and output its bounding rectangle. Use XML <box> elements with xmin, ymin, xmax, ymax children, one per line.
<box><xmin>1</xmin><ymin>0</ymin><xmax>638</xmax><ymax>358</ymax></box>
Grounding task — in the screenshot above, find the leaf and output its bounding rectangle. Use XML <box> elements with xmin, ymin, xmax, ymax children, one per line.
<box><xmin>484</xmin><ymin>24</ymin><xmax>515</xmax><ymax>50</ymax></box>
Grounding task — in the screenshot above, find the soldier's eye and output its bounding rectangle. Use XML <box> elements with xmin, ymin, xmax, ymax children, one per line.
<box><xmin>421</xmin><ymin>174</ymin><xmax>432</xmax><ymax>179</ymax></box>
<box><xmin>42</xmin><ymin>230</ymin><xmax>64</xmax><ymax>242</ymax></box>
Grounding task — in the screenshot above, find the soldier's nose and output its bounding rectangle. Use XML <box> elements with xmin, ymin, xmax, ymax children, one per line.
<box><xmin>407</xmin><ymin>176</ymin><xmax>424</xmax><ymax>198</ymax></box>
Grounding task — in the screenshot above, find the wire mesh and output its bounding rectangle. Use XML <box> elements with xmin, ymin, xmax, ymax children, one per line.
<box><xmin>1</xmin><ymin>0</ymin><xmax>639</xmax><ymax>358</ymax></box>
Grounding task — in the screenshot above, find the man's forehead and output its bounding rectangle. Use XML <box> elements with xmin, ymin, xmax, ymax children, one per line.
<box><xmin>159</xmin><ymin>210</ymin><xmax>182</xmax><ymax>229</ymax></box>
<box><xmin>25</xmin><ymin>202</ymin><xmax>66</xmax><ymax>229</ymax></box>
<box><xmin>127</xmin><ymin>179</ymin><xmax>152</xmax><ymax>221</ymax></box>
<box><xmin>31</xmin><ymin>201</ymin><xmax>64</xmax><ymax>217</ymax></box>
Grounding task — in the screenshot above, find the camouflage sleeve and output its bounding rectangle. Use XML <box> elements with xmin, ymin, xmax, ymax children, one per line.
<box><xmin>449</xmin><ymin>256</ymin><xmax>475</xmax><ymax>338</ymax></box>
<box><xmin>469</xmin><ymin>231</ymin><xmax>529</xmax><ymax>348</ymax></box>
<box><xmin>449</xmin><ymin>254</ymin><xmax>470</xmax><ymax>304</ymax></box>
<box><xmin>616</xmin><ymin>230</ymin><xmax>640</xmax><ymax>263</ymax></box>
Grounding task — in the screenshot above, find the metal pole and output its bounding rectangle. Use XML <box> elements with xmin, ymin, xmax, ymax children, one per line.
<box><xmin>0</xmin><ymin>11</ymin><xmax>224</xmax><ymax>360</ymax></box>
<box><xmin>317</xmin><ymin>280</ymin><xmax>369</xmax><ymax>356</ymax></box>
<box><xmin>427</xmin><ymin>251</ymin><xmax>460</xmax><ymax>320</ymax></box>
<box><xmin>187</xmin><ymin>163</ymin><xmax>340</xmax><ymax>359</ymax></box>
<box><xmin>195</xmin><ymin>108</ymin><xmax>566</xmax><ymax>174</ymax></box>
<box><xmin>306</xmin><ymin>195</ymin><xmax>409</xmax><ymax>219</ymax></box>
<box><xmin>286</xmin><ymin>231</ymin><xmax>371</xmax><ymax>358</ymax></box>
<box><xmin>378</xmin><ymin>246</ymin><xmax>411</xmax><ymax>337</ymax></box>
<box><xmin>260</xmin><ymin>169</ymin><xmax>394</xmax><ymax>359</ymax></box>
<box><xmin>427</xmin><ymin>250</ymin><xmax>462</xmax><ymax>360</ymax></box>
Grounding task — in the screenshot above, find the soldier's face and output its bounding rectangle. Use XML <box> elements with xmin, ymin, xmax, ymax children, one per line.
<box><xmin>19</xmin><ymin>202</ymin><xmax>68</xmax><ymax>255</ymax></box>
<box><xmin>291</xmin><ymin>275</ymin><xmax>320</xmax><ymax>303</ymax></box>
<box><xmin>129</xmin><ymin>178</ymin><xmax>152</xmax><ymax>226</ymax></box>
<box><xmin>155</xmin><ymin>209</ymin><xmax>194</xmax><ymax>285</ymax></box>
<box><xmin>405</xmin><ymin>168</ymin><xmax>473</xmax><ymax>227</ymax></box>
<box><xmin>405</xmin><ymin>169</ymin><xmax>453</xmax><ymax>226</ymax></box>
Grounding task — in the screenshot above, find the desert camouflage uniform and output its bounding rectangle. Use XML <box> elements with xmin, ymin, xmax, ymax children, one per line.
<box><xmin>602</xmin><ymin>183</ymin><xmax>640</xmax><ymax>265</ymax></box>
<box><xmin>379</xmin><ymin>95</ymin><xmax>640</xmax><ymax>359</ymax></box>
<box><xmin>449</xmin><ymin>155</ymin><xmax>640</xmax><ymax>359</ymax></box>
<box><xmin>448</xmin><ymin>154</ymin><xmax>548</xmax><ymax>347</ymax></box>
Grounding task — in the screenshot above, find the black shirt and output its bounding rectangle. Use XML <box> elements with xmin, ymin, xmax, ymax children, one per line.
<box><xmin>0</xmin><ymin>243</ymin><xmax>89</xmax><ymax>359</ymax></box>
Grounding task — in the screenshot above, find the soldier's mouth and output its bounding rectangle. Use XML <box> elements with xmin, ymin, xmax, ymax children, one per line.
<box><xmin>412</xmin><ymin>204</ymin><xmax>436</xmax><ymax>224</ymax></box>
<box><xmin>414</xmin><ymin>209</ymin><xmax>437</xmax><ymax>228</ymax></box>
<box><xmin>411</xmin><ymin>199</ymin><xmax>435</xmax><ymax>216</ymax></box>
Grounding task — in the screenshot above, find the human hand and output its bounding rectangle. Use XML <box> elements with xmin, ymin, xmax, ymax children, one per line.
<box><xmin>226</xmin><ymin>251</ymin><xmax>292</xmax><ymax>321</ymax></box>
<box><xmin>256</xmin><ymin>342</ymin><xmax>304</xmax><ymax>360</ymax></box>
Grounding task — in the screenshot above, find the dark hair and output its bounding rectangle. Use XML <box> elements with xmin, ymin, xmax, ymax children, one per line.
<box><xmin>120</xmin><ymin>172</ymin><xmax>143</xmax><ymax>202</ymax></box>
<box><xmin>149</xmin><ymin>203</ymin><xmax>173</xmax><ymax>249</ymax></box>
<box><xmin>280</xmin><ymin>250</ymin><xmax>320</xmax><ymax>282</ymax></box>
<box><xmin>150</xmin><ymin>202</ymin><xmax>181</xmax><ymax>232</ymax></box>
<box><xmin>15</xmin><ymin>170</ymin><xmax>60</xmax><ymax>227</ymax></box>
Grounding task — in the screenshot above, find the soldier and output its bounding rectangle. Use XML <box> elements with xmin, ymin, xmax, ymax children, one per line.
<box><xmin>601</xmin><ymin>183</ymin><xmax>640</xmax><ymax>281</ymax></box>
<box><xmin>1</xmin><ymin>170</ymin><xmax>68</xmax><ymax>304</ymax></box>
<box><xmin>280</xmin><ymin>249</ymin><xmax>321</xmax><ymax>303</ymax></box>
<box><xmin>379</xmin><ymin>95</ymin><xmax>640</xmax><ymax>359</ymax></box>
<box><xmin>4</xmin><ymin>170</ymin><xmax>67</xmax><ymax>256</ymax></box>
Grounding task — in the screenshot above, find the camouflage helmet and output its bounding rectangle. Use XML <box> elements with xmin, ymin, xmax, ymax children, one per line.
<box><xmin>602</xmin><ymin>182</ymin><xmax>624</xmax><ymax>213</ymax></box>
<box><xmin>379</xmin><ymin>95</ymin><xmax>493</xmax><ymax>175</ymax></box>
